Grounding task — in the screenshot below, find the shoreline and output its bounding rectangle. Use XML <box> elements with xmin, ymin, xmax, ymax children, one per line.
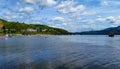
<box><xmin>0</xmin><ymin>33</ymin><xmax>66</xmax><ymax>36</ymax></box>
<box><xmin>0</xmin><ymin>33</ymin><xmax>69</xmax><ymax>36</ymax></box>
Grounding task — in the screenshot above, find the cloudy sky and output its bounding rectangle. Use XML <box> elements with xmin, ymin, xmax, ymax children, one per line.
<box><xmin>0</xmin><ymin>0</ymin><xmax>120</xmax><ymax>32</ymax></box>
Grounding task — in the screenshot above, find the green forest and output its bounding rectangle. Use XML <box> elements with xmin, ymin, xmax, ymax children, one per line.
<box><xmin>0</xmin><ymin>18</ymin><xmax>69</xmax><ymax>35</ymax></box>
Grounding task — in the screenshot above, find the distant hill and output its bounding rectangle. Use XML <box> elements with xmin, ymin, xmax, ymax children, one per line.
<box><xmin>0</xmin><ymin>18</ymin><xmax>69</xmax><ymax>35</ymax></box>
<box><xmin>72</xmin><ymin>26</ymin><xmax>120</xmax><ymax>35</ymax></box>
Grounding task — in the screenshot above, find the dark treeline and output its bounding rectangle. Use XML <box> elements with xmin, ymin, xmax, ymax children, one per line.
<box><xmin>0</xmin><ymin>19</ymin><xmax>69</xmax><ymax>35</ymax></box>
<box><xmin>72</xmin><ymin>26</ymin><xmax>120</xmax><ymax>35</ymax></box>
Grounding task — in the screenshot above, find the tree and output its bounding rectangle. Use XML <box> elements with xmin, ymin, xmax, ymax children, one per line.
<box><xmin>0</xmin><ymin>21</ymin><xmax>3</xmax><ymax>29</ymax></box>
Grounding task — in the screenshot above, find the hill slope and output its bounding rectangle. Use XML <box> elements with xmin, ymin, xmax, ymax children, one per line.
<box><xmin>0</xmin><ymin>19</ymin><xmax>69</xmax><ymax>35</ymax></box>
<box><xmin>74</xmin><ymin>26</ymin><xmax>120</xmax><ymax>35</ymax></box>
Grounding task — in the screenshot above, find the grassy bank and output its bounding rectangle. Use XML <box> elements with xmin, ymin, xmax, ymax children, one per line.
<box><xmin>0</xmin><ymin>18</ymin><xmax>69</xmax><ymax>35</ymax></box>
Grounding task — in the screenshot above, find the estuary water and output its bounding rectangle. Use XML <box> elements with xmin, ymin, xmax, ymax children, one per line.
<box><xmin>0</xmin><ymin>35</ymin><xmax>120</xmax><ymax>69</ymax></box>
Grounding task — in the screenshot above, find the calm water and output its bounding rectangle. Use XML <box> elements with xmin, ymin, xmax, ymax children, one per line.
<box><xmin>0</xmin><ymin>35</ymin><xmax>120</xmax><ymax>69</ymax></box>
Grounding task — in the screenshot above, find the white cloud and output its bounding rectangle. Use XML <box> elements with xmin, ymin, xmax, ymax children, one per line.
<box><xmin>21</xmin><ymin>0</ymin><xmax>36</xmax><ymax>4</ymax></box>
<box><xmin>80</xmin><ymin>16</ymin><xmax>119</xmax><ymax>26</ymax></box>
<box><xmin>114</xmin><ymin>20</ymin><xmax>120</xmax><ymax>24</ymax></box>
<box><xmin>101</xmin><ymin>1</ymin><xmax>109</xmax><ymax>7</ymax></box>
<box><xmin>21</xmin><ymin>0</ymin><xmax>57</xmax><ymax>7</ymax></box>
<box><xmin>46</xmin><ymin>0</ymin><xmax>57</xmax><ymax>6</ymax></box>
<box><xmin>96</xmin><ymin>16</ymin><xmax>120</xmax><ymax>25</ymax></box>
<box><xmin>81</xmin><ymin>11</ymin><xmax>96</xmax><ymax>16</ymax></box>
<box><xmin>106</xmin><ymin>16</ymin><xmax>116</xmax><ymax>23</ymax></box>
<box><xmin>4</xmin><ymin>11</ymin><xmax>12</xmax><ymax>15</ymax></box>
<box><xmin>69</xmin><ymin>5</ymin><xmax>85</xmax><ymax>13</ymax></box>
<box><xmin>69</xmin><ymin>13</ymin><xmax>81</xmax><ymax>20</ymax></box>
<box><xmin>82</xmin><ymin>19</ymin><xmax>95</xmax><ymax>24</ymax></box>
<box><xmin>3</xmin><ymin>16</ymin><xmax>11</xmax><ymax>20</ymax></box>
<box><xmin>3</xmin><ymin>11</ymin><xmax>23</xmax><ymax>20</ymax></box>
<box><xmin>19</xmin><ymin>7</ymin><xmax>34</xmax><ymax>13</ymax></box>
<box><xmin>56</xmin><ymin>0</ymin><xmax>74</xmax><ymax>9</ymax></box>
<box><xmin>32</xmin><ymin>17</ymin><xmax>41</xmax><ymax>21</ymax></box>
<box><xmin>96</xmin><ymin>17</ymin><xmax>106</xmax><ymax>22</ymax></box>
<box><xmin>3</xmin><ymin>15</ymin><xmax>23</xmax><ymax>20</ymax></box>
<box><xmin>52</xmin><ymin>17</ymin><xmax>66</xmax><ymax>22</ymax></box>
<box><xmin>106</xmin><ymin>16</ymin><xmax>115</xmax><ymax>20</ymax></box>
<box><xmin>101</xmin><ymin>0</ymin><xmax>120</xmax><ymax>7</ymax></box>
<box><xmin>56</xmin><ymin>0</ymin><xmax>85</xmax><ymax>14</ymax></box>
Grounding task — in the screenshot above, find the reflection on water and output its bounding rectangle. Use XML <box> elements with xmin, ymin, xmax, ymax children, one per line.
<box><xmin>0</xmin><ymin>35</ymin><xmax>120</xmax><ymax>69</ymax></box>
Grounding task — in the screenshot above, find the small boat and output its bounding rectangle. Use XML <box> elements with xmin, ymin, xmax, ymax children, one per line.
<box><xmin>108</xmin><ymin>34</ymin><xmax>114</xmax><ymax>37</ymax></box>
<box><xmin>108</xmin><ymin>32</ymin><xmax>114</xmax><ymax>37</ymax></box>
